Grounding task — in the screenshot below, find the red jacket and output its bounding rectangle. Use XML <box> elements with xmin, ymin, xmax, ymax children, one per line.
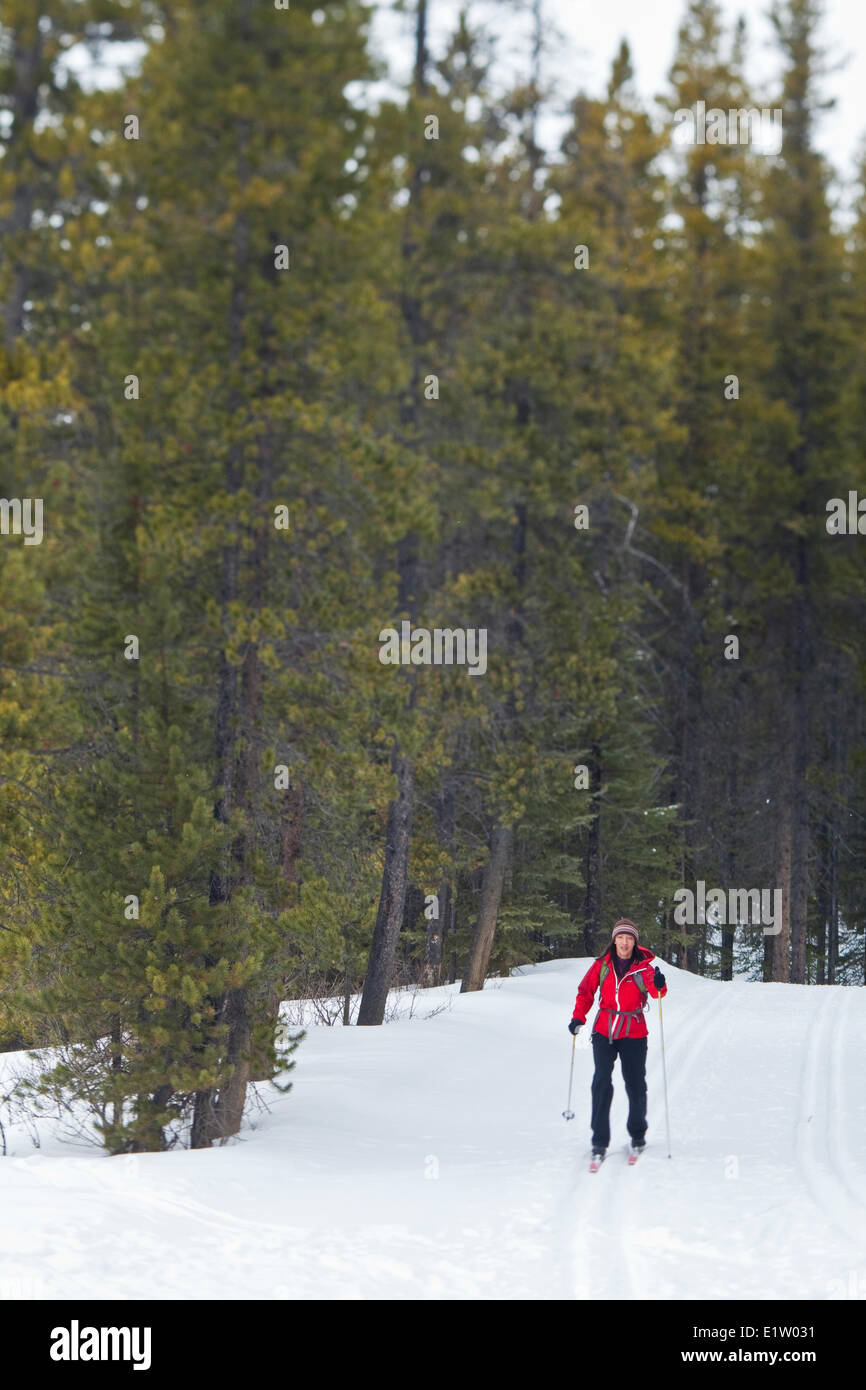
<box><xmin>572</xmin><ymin>946</ymin><xmax>667</xmax><ymax>1040</ymax></box>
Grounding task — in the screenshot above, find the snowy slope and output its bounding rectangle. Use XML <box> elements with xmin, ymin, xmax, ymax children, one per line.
<box><xmin>1</xmin><ymin>959</ymin><xmax>865</xmax><ymax>1300</ymax></box>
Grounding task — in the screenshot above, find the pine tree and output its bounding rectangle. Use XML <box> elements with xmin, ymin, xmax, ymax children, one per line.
<box><xmin>740</xmin><ymin>0</ymin><xmax>851</xmax><ymax>981</ymax></box>
<box><xmin>13</xmin><ymin>0</ymin><xmax>413</xmax><ymax>1145</ymax></box>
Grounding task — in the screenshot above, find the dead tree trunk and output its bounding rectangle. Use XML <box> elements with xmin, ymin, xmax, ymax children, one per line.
<box><xmin>460</xmin><ymin>824</ymin><xmax>512</xmax><ymax>993</ymax></box>
<box><xmin>357</xmin><ymin>746</ymin><xmax>414</xmax><ymax>1025</ymax></box>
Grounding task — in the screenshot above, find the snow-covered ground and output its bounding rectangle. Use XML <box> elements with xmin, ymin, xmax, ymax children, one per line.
<box><xmin>1</xmin><ymin>959</ymin><xmax>865</xmax><ymax>1300</ymax></box>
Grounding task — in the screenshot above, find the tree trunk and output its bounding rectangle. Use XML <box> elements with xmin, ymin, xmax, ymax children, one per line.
<box><xmin>721</xmin><ymin>756</ymin><xmax>737</xmax><ymax>980</ymax></box>
<box><xmin>828</xmin><ymin>830</ymin><xmax>838</xmax><ymax>985</ymax></box>
<box><xmin>192</xmin><ymin>96</ymin><xmax>257</xmax><ymax>1140</ymax></box>
<box><xmin>682</xmin><ymin>668</ymin><xmax>703</xmax><ymax>975</ymax></box>
<box><xmin>720</xmin><ymin>925</ymin><xmax>735</xmax><ymax>980</ymax></box>
<box><xmin>423</xmin><ymin>878</ymin><xmax>447</xmax><ymax>987</ymax></box>
<box><xmin>250</xmin><ymin>780</ymin><xmax>304</xmax><ymax>1080</ymax></box>
<box><xmin>583</xmin><ymin>743</ymin><xmax>602</xmax><ymax>955</ymax></box>
<box><xmin>771</xmin><ymin>802</ymin><xmax>792</xmax><ymax>982</ymax></box>
<box><xmin>815</xmin><ymin>824</ymin><xmax>827</xmax><ymax>986</ymax></box>
<box><xmin>460</xmin><ymin>824</ymin><xmax>513</xmax><ymax>993</ymax></box>
<box><xmin>2</xmin><ymin>25</ymin><xmax>41</xmax><ymax>351</ymax></box>
<box><xmin>413</xmin><ymin>0</ymin><xmax>428</xmax><ymax>95</ymax></box>
<box><xmin>357</xmin><ymin>746</ymin><xmax>414</xmax><ymax>1025</ymax></box>
<box><xmin>441</xmin><ymin>883</ymin><xmax>456</xmax><ymax>978</ymax></box>
<box><xmin>213</xmin><ymin>986</ymin><xmax>252</xmax><ymax>1140</ymax></box>
<box><xmin>789</xmin><ymin>560</ymin><xmax>810</xmax><ymax>983</ymax></box>
<box><xmin>423</xmin><ymin>781</ymin><xmax>454</xmax><ymax>986</ymax></box>
<box><xmin>676</xmin><ymin>842</ymin><xmax>690</xmax><ymax>972</ymax></box>
<box><xmin>343</xmin><ymin>955</ymin><xmax>352</xmax><ymax>1026</ymax></box>
<box><xmin>191</xmin><ymin>1089</ymin><xmax>218</xmax><ymax>1150</ymax></box>
<box><xmin>131</xmin><ymin>1084</ymin><xmax>174</xmax><ymax>1154</ymax></box>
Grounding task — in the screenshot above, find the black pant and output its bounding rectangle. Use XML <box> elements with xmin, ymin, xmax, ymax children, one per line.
<box><xmin>590</xmin><ymin>1032</ymin><xmax>648</xmax><ymax>1151</ymax></box>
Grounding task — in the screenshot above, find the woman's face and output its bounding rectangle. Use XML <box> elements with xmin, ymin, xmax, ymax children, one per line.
<box><xmin>614</xmin><ymin>933</ymin><xmax>633</xmax><ymax>958</ymax></box>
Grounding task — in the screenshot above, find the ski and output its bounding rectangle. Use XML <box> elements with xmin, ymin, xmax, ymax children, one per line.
<box><xmin>627</xmin><ymin>1145</ymin><xmax>645</xmax><ymax>1166</ymax></box>
<box><xmin>589</xmin><ymin>1153</ymin><xmax>606</xmax><ymax>1173</ymax></box>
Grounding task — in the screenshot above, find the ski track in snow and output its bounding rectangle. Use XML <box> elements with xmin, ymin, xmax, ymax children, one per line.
<box><xmin>625</xmin><ymin>986</ymin><xmax>737</xmax><ymax>1294</ymax></box>
<box><xmin>833</xmin><ymin>987</ymin><xmax>866</xmax><ymax>1215</ymax></box>
<box><xmin>795</xmin><ymin>985</ymin><xmax>866</xmax><ymax>1253</ymax></box>
<box><xmin>567</xmin><ymin>985</ymin><xmax>733</xmax><ymax>1301</ymax></box>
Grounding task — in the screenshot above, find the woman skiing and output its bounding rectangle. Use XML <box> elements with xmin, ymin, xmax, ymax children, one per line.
<box><xmin>568</xmin><ymin>919</ymin><xmax>667</xmax><ymax>1168</ymax></box>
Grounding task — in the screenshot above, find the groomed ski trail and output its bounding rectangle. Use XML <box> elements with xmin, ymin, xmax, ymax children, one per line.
<box><xmin>567</xmin><ymin>982</ymin><xmax>733</xmax><ymax>1301</ymax></box>
<box><xmin>2</xmin><ymin>959</ymin><xmax>865</xmax><ymax>1300</ymax></box>
<box><xmin>794</xmin><ymin>984</ymin><xmax>866</xmax><ymax>1254</ymax></box>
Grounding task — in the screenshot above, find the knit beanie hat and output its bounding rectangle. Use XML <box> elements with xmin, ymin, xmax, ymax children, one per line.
<box><xmin>611</xmin><ymin>918</ymin><xmax>639</xmax><ymax>946</ymax></box>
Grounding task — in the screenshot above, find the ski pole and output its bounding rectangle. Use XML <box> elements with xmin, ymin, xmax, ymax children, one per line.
<box><xmin>562</xmin><ymin>1032</ymin><xmax>576</xmax><ymax>1120</ymax></box>
<box><xmin>657</xmin><ymin>990</ymin><xmax>672</xmax><ymax>1157</ymax></box>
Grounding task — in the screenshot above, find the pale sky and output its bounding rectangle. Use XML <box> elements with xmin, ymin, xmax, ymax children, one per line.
<box><xmin>371</xmin><ymin>0</ymin><xmax>865</xmax><ymax>196</ymax></box>
<box><xmin>68</xmin><ymin>1</ymin><xmax>865</xmax><ymax>201</ymax></box>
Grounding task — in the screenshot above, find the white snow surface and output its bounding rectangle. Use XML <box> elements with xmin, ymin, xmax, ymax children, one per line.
<box><xmin>1</xmin><ymin>959</ymin><xmax>865</xmax><ymax>1301</ymax></box>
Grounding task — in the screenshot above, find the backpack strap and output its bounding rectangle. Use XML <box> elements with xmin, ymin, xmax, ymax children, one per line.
<box><xmin>600</xmin><ymin>953</ymin><xmax>648</xmax><ymax>995</ymax></box>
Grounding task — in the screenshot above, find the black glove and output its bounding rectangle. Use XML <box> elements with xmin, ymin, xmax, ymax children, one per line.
<box><xmin>568</xmin><ymin>1018</ymin><xmax>583</xmax><ymax>1035</ymax></box>
<box><xmin>654</xmin><ymin>967</ymin><xmax>666</xmax><ymax>989</ymax></box>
